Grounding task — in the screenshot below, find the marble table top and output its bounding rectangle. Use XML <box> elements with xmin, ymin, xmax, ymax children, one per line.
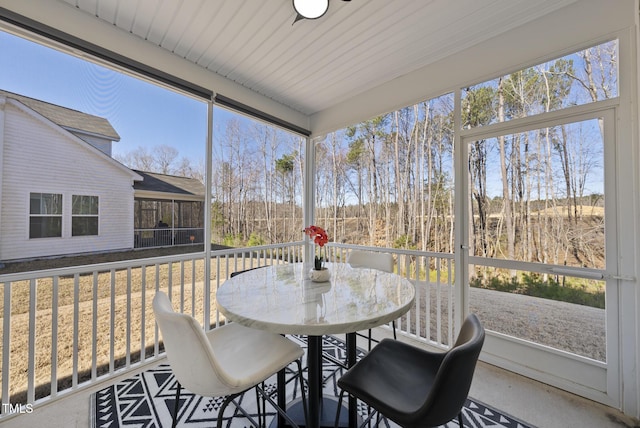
<box><xmin>216</xmin><ymin>262</ymin><xmax>416</xmax><ymax>336</ymax></box>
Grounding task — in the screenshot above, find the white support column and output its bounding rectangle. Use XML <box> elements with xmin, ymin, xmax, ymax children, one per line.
<box><xmin>453</xmin><ymin>89</ymin><xmax>467</xmax><ymax>336</ymax></box>
<box><xmin>203</xmin><ymin>95</ymin><xmax>214</xmax><ymax>328</ymax></box>
<box><xmin>620</xmin><ymin>9</ymin><xmax>640</xmax><ymax>417</ymax></box>
<box><xmin>303</xmin><ymin>136</ymin><xmax>316</xmax><ymax>265</ymax></box>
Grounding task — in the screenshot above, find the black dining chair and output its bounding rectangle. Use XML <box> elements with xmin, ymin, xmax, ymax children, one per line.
<box><xmin>334</xmin><ymin>313</ymin><xmax>485</xmax><ymax>428</ymax></box>
<box><xmin>230</xmin><ymin>265</ymin><xmax>266</xmax><ymax>278</ymax></box>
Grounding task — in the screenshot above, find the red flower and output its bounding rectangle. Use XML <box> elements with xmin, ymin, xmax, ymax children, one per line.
<box><xmin>304</xmin><ymin>225</ymin><xmax>328</xmax><ymax>247</ymax></box>
<box><xmin>304</xmin><ymin>225</ymin><xmax>329</xmax><ymax>270</ymax></box>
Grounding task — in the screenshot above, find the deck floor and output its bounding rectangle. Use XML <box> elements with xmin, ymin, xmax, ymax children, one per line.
<box><xmin>1</xmin><ymin>329</ymin><xmax>636</xmax><ymax>428</ymax></box>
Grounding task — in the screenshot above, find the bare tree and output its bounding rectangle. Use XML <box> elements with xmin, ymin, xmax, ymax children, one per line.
<box><xmin>154</xmin><ymin>145</ymin><xmax>179</xmax><ymax>174</ymax></box>
<box><xmin>115</xmin><ymin>146</ymin><xmax>155</xmax><ymax>171</ymax></box>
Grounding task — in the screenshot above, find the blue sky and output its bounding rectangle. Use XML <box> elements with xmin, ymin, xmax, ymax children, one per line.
<box><xmin>0</xmin><ymin>29</ymin><xmax>608</xmax><ymax>199</ymax></box>
<box><xmin>0</xmin><ymin>30</ymin><xmax>238</xmax><ymax>162</ymax></box>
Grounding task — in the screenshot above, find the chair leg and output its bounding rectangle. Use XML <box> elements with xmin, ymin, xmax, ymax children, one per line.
<box><xmin>335</xmin><ymin>390</ymin><xmax>378</xmax><ymax>428</ymax></box>
<box><xmin>334</xmin><ymin>390</ymin><xmax>346</xmax><ymax>428</ymax></box>
<box><xmin>458</xmin><ymin>410</ymin><xmax>464</xmax><ymax>427</ymax></box>
<box><xmin>216</xmin><ymin>394</ymin><xmax>240</xmax><ymax>428</ymax></box>
<box><xmin>368</xmin><ymin>321</ymin><xmax>396</xmax><ymax>351</ymax></box>
<box><xmin>255</xmin><ymin>386</ymin><xmax>262</xmax><ymax>427</ymax></box>
<box><xmin>296</xmin><ymin>359</ymin><xmax>309</xmax><ymax>427</ymax></box>
<box><xmin>172</xmin><ymin>381</ymin><xmax>182</xmax><ymax>428</ymax></box>
<box><xmin>244</xmin><ymin>359</ymin><xmax>307</xmax><ymax>428</ymax></box>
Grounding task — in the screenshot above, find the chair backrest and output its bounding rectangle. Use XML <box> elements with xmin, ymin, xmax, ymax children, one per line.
<box><xmin>417</xmin><ymin>313</ymin><xmax>485</xmax><ymax>426</ymax></box>
<box><xmin>348</xmin><ymin>250</ymin><xmax>394</xmax><ymax>273</ymax></box>
<box><xmin>152</xmin><ymin>291</ymin><xmax>239</xmax><ymax>397</ymax></box>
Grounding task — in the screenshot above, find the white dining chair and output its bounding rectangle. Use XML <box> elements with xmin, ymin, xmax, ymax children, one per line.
<box><xmin>347</xmin><ymin>250</ymin><xmax>394</xmax><ymax>273</ymax></box>
<box><xmin>348</xmin><ymin>250</ymin><xmax>397</xmax><ymax>350</ymax></box>
<box><xmin>152</xmin><ymin>291</ymin><xmax>307</xmax><ymax>428</ymax></box>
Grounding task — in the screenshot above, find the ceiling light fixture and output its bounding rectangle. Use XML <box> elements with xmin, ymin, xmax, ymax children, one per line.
<box><xmin>292</xmin><ymin>0</ymin><xmax>352</xmax><ymax>24</ymax></box>
<box><xmin>292</xmin><ymin>0</ymin><xmax>329</xmax><ymax>20</ymax></box>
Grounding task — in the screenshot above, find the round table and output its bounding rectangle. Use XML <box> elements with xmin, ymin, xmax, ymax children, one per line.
<box><xmin>216</xmin><ymin>262</ymin><xmax>415</xmax><ymax>428</ymax></box>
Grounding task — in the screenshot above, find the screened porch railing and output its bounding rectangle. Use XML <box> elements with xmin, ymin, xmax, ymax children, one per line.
<box><xmin>133</xmin><ymin>226</ymin><xmax>205</xmax><ymax>248</ymax></box>
<box><xmin>0</xmin><ymin>242</ymin><xmax>454</xmax><ymax>420</ymax></box>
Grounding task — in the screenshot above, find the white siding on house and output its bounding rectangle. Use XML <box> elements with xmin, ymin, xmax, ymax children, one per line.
<box><xmin>72</xmin><ymin>133</ymin><xmax>113</xmax><ymax>157</ymax></box>
<box><xmin>0</xmin><ymin>100</ymin><xmax>137</xmax><ymax>261</ymax></box>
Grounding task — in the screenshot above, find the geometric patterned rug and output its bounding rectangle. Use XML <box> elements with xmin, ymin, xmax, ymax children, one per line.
<box><xmin>90</xmin><ymin>335</ymin><xmax>535</xmax><ymax>428</ymax></box>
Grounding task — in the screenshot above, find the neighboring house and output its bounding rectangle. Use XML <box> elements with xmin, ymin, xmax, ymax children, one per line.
<box><xmin>0</xmin><ymin>89</ymin><xmax>142</xmax><ymax>262</ymax></box>
<box><xmin>0</xmin><ymin>89</ymin><xmax>203</xmax><ymax>262</ymax></box>
<box><xmin>133</xmin><ymin>170</ymin><xmax>205</xmax><ymax>248</ymax></box>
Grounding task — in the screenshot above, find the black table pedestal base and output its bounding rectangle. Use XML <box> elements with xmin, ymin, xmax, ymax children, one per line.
<box><xmin>269</xmin><ymin>396</ymin><xmax>352</xmax><ymax>428</ymax></box>
<box><xmin>274</xmin><ymin>334</ymin><xmax>359</xmax><ymax>428</ymax></box>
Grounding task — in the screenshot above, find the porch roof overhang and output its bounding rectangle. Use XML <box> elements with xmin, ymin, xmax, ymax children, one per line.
<box><xmin>134</xmin><ymin>191</ymin><xmax>204</xmax><ymax>203</ymax></box>
<box><xmin>0</xmin><ymin>0</ymin><xmax>629</xmax><ymax>138</ymax></box>
<box><xmin>133</xmin><ymin>170</ymin><xmax>205</xmax><ymax>202</ymax></box>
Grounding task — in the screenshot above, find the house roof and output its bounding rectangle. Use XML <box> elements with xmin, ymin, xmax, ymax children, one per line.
<box><xmin>0</xmin><ymin>89</ymin><xmax>120</xmax><ymax>141</ymax></box>
<box><xmin>132</xmin><ymin>170</ymin><xmax>204</xmax><ymax>198</ymax></box>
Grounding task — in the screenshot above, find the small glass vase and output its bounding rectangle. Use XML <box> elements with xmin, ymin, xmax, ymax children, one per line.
<box><xmin>309</xmin><ymin>267</ymin><xmax>330</xmax><ymax>282</ymax></box>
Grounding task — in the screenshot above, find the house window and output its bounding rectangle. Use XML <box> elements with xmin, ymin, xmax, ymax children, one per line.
<box><xmin>72</xmin><ymin>195</ymin><xmax>99</xmax><ymax>236</ymax></box>
<box><xmin>29</xmin><ymin>193</ymin><xmax>63</xmax><ymax>238</ymax></box>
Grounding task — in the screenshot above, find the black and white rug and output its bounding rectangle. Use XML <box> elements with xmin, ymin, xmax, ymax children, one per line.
<box><xmin>91</xmin><ymin>335</ymin><xmax>534</xmax><ymax>428</ymax></box>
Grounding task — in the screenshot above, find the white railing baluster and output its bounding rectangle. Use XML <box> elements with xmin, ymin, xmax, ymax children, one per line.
<box><xmin>415</xmin><ymin>255</ymin><xmax>423</xmax><ymax>340</ymax></box>
<box><xmin>126</xmin><ymin>268</ymin><xmax>131</xmax><ymax>367</ymax></box>
<box><xmin>2</xmin><ymin>282</ymin><xmax>10</xmax><ymax>407</ymax></box>
<box><xmin>426</xmin><ymin>256</ymin><xmax>432</xmax><ymax>342</ymax></box>
<box><xmin>214</xmin><ymin>256</ymin><xmax>221</xmax><ymax>328</ymax></box>
<box><xmin>92</xmin><ymin>272</ymin><xmax>98</xmax><ymax>380</ymax></box>
<box><xmin>167</xmin><ymin>262</ymin><xmax>173</xmax><ymax>304</ymax></box>
<box><xmin>179</xmin><ymin>262</ymin><xmax>185</xmax><ymax>313</ymax></box>
<box><xmin>191</xmin><ymin>261</ymin><xmax>196</xmax><ymax>318</ymax></box>
<box><xmin>72</xmin><ymin>274</ymin><xmax>79</xmax><ymax>388</ymax></box>
<box><xmin>154</xmin><ymin>265</ymin><xmax>160</xmax><ymax>357</ymax></box>
<box><xmin>140</xmin><ymin>265</ymin><xmax>146</xmax><ymax>363</ymax></box>
<box><xmin>27</xmin><ymin>279</ymin><xmax>36</xmax><ymax>403</ymax></box>
<box><xmin>50</xmin><ymin>276</ymin><xmax>59</xmax><ymax>398</ymax></box>
<box><xmin>436</xmin><ymin>258</ymin><xmax>442</xmax><ymax>345</ymax></box>
<box><xmin>109</xmin><ymin>269</ymin><xmax>116</xmax><ymax>374</ymax></box>
<box><xmin>447</xmin><ymin>260</ymin><xmax>454</xmax><ymax>345</ymax></box>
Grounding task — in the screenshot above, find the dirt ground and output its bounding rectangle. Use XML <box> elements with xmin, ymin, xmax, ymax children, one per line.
<box><xmin>401</xmin><ymin>282</ymin><xmax>605</xmax><ymax>361</ymax></box>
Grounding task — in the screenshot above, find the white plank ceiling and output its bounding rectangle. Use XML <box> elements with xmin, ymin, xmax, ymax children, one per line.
<box><xmin>57</xmin><ymin>0</ymin><xmax>575</xmax><ymax>117</ymax></box>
